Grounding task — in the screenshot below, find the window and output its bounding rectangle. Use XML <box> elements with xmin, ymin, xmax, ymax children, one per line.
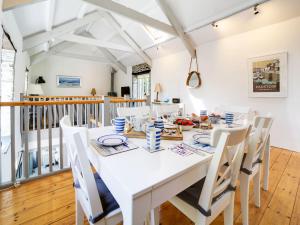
<box><xmin>132</xmin><ymin>74</ymin><xmax>151</xmax><ymax>99</ymax></box>
<box><xmin>1</xmin><ymin>49</ymin><xmax>15</xmax><ymax>102</ymax></box>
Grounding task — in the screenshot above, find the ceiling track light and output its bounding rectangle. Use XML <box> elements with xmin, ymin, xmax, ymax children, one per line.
<box><xmin>211</xmin><ymin>22</ymin><xmax>218</xmax><ymax>28</ymax></box>
<box><xmin>254</xmin><ymin>4</ymin><xmax>260</xmax><ymax>15</ymax></box>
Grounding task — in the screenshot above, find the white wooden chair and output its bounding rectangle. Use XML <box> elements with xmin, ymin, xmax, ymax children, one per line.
<box><xmin>215</xmin><ymin>105</ymin><xmax>254</xmax><ymax>125</ymax></box>
<box><xmin>240</xmin><ymin>116</ymin><xmax>273</xmax><ymax>225</ymax></box>
<box><xmin>60</xmin><ymin>116</ymin><xmax>122</xmax><ymax>225</ymax></box>
<box><xmin>169</xmin><ymin>126</ymin><xmax>250</xmax><ymax>225</ymax></box>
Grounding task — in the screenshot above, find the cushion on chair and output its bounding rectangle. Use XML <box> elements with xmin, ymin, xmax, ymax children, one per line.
<box><xmin>177</xmin><ymin>177</ymin><xmax>236</xmax><ymax>217</ymax></box>
<box><xmin>74</xmin><ymin>172</ymin><xmax>119</xmax><ymax>223</ymax></box>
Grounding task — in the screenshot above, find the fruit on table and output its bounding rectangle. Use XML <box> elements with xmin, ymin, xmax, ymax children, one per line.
<box><xmin>175</xmin><ymin>119</ymin><xmax>194</xmax><ymax>126</ymax></box>
<box><xmin>200</xmin><ymin>115</ymin><xmax>209</xmax><ymax>121</ymax></box>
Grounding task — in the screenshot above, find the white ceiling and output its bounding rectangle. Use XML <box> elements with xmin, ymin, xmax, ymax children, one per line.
<box><xmin>4</xmin><ymin>0</ymin><xmax>300</xmax><ymax>69</ymax></box>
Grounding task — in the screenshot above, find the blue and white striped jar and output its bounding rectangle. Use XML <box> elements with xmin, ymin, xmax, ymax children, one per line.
<box><xmin>154</xmin><ymin>119</ymin><xmax>164</xmax><ymax>130</ymax></box>
<box><xmin>144</xmin><ymin>122</ymin><xmax>155</xmax><ymax>132</ymax></box>
<box><xmin>225</xmin><ymin>112</ymin><xmax>234</xmax><ymax>125</ymax></box>
<box><xmin>147</xmin><ymin>128</ymin><xmax>161</xmax><ymax>150</ymax></box>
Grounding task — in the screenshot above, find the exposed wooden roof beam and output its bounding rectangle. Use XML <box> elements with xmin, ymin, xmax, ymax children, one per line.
<box><xmin>53</xmin><ymin>52</ymin><xmax>112</xmax><ymax>64</ymax></box>
<box><xmin>60</xmin><ymin>33</ymin><xmax>134</xmax><ymax>52</ymax></box>
<box><xmin>85</xmin><ymin>32</ymin><xmax>127</xmax><ymax>73</ymax></box>
<box><xmin>83</xmin><ymin>0</ymin><xmax>177</xmax><ymax>36</ymax></box>
<box><xmin>77</xmin><ymin>3</ymin><xmax>89</xmax><ymax>19</ymax></box>
<box><xmin>155</xmin><ymin>0</ymin><xmax>196</xmax><ymax>58</ymax></box>
<box><xmin>3</xmin><ymin>0</ymin><xmax>48</xmax><ymax>11</ymax></box>
<box><xmin>30</xmin><ymin>41</ymin><xmax>74</xmax><ymax>65</ymax></box>
<box><xmin>23</xmin><ymin>11</ymin><xmax>101</xmax><ymax>51</ymax></box>
<box><xmin>101</xmin><ymin>11</ymin><xmax>152</xmax><ymax>66</ymax></box>
<box><xmin>43</xmin><ymin>0</ymin><xmax>56</xmax><ymax>51</ymax></box>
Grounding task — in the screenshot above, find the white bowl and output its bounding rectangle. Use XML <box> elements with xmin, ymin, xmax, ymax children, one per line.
<box><xmin>181</xmin><ymin>124</ymin><xmax>194</xmax><ymax>131</ymax></box>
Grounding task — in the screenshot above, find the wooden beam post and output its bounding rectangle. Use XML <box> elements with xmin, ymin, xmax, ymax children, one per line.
<box><xmin>156</xmin><ymin>0</ymin><xmax>196</xmax><ymax>58</ymax></box>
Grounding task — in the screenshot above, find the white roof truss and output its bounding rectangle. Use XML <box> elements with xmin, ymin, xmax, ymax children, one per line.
<box><xmin>23</xmin><ymin>11</ymin><xmax>101</xmax><ymax>51</ymax></box>
<box><xmin>53</xmin><ymin>52</ymin><xmax>112</xmax><ymax>64</ymax></box>
<box><xmin>85</xmin><ymin>32</ymin><xmax>127</xmax><ymax>73</ymax></box>
<box><xmin>3</xmin><ymin>0</ymin><xmax>48</xmax><ymax>11</ymax></box>
<box><xmin>101</xmin><ymin>11</ymin><xmax>152</xmax><ymax>66</ymax></box>
<box><xmin>30</xmin><ymin>41</ymin><xmax>74</xmax><ymax>65</ymax></box>
<box><xmin>155</xmin><ymin>0</ymin><xmax>196</xmax><ymax>58</ymax></box>
<box><xmin>83</xmin><ymin>0</ymin><xmax>177</xmax><ymax>36</ymax></box>
<box><xmin>60</xmin><ymin>33</ymin><xmax>135</xmax><ymax>53</ymax></box>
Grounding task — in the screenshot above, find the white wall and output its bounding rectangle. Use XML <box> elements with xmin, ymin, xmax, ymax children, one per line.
<box><xmin>29</xmin><ymin>55</ymin><xmax>112</xmax><ymax>96</ymax></box>
<box><xmin>151</xmin><ymin>17</ymin><xmax>300</xmax><ymax>152</ymax></box>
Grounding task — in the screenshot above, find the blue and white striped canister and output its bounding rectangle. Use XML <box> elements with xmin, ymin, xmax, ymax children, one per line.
<box><xmin>154</xmin><ymin>119</ymin><xmax>164</xmax><ymax>130</ymax></box>
<box><xmin>225</xmin><ymin>112</ymin><xmax>234</xmax><ymax>125</ymax></box>
<box><xmin>200</xmin><ymin>110</ymin><xmax>208</xmax><ymax>116</ymax></box>
<box><xmin>147</xmin><ymin>128</ymin><xmax>161</xmax><ymax>150</ymax></box>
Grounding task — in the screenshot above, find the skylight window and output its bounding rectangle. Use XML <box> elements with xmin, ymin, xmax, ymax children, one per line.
<box><xmin>142</xmin><ymin>25</ymin><xmax>171</xmax><ymax>44</ymax></box>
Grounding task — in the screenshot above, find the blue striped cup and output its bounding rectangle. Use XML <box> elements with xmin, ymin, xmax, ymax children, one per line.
<box><xmin>200</xmin><ymin>110</ymin><xmax>208</xmax><ymax>116</ymax></box>
<box><xmin>147</xmin><ymin>128</ymin><xmax>161</xmax><ymax>150</ymax></box>
<box><xmin>225</xmin><ymin>113</ymin><xmax>234</xmax><ymax>125</ymax></box>
<box><xmin>111</xmin><ymin>117</ymin><xmax>126</xmax><ymax>133</ymax></box>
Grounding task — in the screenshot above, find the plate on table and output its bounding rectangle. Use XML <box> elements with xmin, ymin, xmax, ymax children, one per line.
<box><xmin>96</xmin><ymin>134</ymin><xmax>128</xmax><ymax>147</ymax></box>
<box><xmin>192</xmin><ymin>133</ymin><xmax>210</xmax><ymax>145</ymax></box>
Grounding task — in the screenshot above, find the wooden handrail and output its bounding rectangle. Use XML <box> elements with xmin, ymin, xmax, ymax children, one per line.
<box><xmin>0</xmin><ymin>98</ymin><xmax>146</xmax><ymax>107</ymax></box>
<box><xmin>110</xmin><ymin>99</ymin><xmax>146</xmax><ymax>103</ymax></box>
<box><xmin>23</xmin><ymin>95</ymin><xmax>104</xmax><ymax>99</ymax></box>
<box><xmin>0</xmin><ymin>100</ymin><xmax>105</xmax><ymax>107</ymax></box>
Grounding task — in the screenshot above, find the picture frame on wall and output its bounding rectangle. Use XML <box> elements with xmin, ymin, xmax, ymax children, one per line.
<box><xmin>248</xmin><ymin>52</ymin><xmax>287</xmax><ymax>97</ymax></box>
<box><xmin>57</xmin><ymin>75</ymin><xmax>81</xmax><ymax>88</ymax></box>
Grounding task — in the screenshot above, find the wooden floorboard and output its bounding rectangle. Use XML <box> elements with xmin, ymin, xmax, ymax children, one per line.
<box><xmin>0</xmin><ymin>147</ymin><xmax>299</xmax><ymax>225</ymax></box>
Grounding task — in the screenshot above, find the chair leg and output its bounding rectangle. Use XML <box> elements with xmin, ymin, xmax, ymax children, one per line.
<box><xmin>224</xmin><ymin>194</ymin><xmax>235</xmax><ymax>225</ymax></box>
<box><xmin>253</xmin><ymin>167</ymin><xmax>261</xmax><ymax>208</ymax></box>
<box><xmin>76</xmin><ymin>197</ymin><xmax>84</xmax><ymax>225</ymax></box>
<box><xmin>240</xmin><ymin>174</ymin><xmax>250</xmax><ymax>225</ymax></box>
<box><xmin>263</xmin><ymin>136</ymin><xmax>270</xmax><ymax>191</ymax></box>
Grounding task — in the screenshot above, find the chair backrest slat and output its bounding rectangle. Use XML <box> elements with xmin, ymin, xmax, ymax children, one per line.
<box><xmin>60</xmin><ymin>116</ymin><xmax>103</xmax><ymax>219</ymax></box>
<box><xmin>243</xmin><ymin>116</ymin><xmax>273</xmax><ymax>171</ymax></box>
<box><xmin>199</xmin><ymin>125</ymin><xmax>250</xmax><ymax>211</ymax></box>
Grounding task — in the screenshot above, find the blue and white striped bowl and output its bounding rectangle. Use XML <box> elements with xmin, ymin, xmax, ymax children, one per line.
<box><xmin>147</xmin><ymin>128</ymin><xmax>161</xmax><ymax>150</ymax></box>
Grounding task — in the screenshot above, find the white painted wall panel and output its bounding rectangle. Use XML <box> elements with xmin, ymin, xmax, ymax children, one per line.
<box><xmin>29</xmin><ymin>55</ymin><xmax>111</xmax><ymax>96</ymax></box>
<box><xmin>151</xmin><ymin>17</ymin><xmax>300</xmax><ymax>151</ymax></box>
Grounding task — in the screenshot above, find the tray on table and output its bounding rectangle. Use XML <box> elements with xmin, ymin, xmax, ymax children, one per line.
<box><xmin>124</xmin><ymin>127</ymin><xmax>183</xmax><ymax>141</ymax></box>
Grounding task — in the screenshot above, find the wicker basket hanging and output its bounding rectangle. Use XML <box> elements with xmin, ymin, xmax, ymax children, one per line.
<box><xmin>186</xmin><ymin>54</ymin><xmax>201</xmax><ymax>88</ymax></box>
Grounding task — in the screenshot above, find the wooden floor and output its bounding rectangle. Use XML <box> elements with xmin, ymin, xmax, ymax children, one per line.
<box><xmin>0</xmin><ymin>147</ymin><xmax>300</xmax><ymax>225</ymax></box>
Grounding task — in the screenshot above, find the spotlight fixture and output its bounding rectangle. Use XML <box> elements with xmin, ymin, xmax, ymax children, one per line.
<box><xmin>211</xmin><ymin>22</ymin><xmax>218</xmax><ymax>28</ymax></box>
<box><xmin>254</xmin><ymin>4</ymin><xmax>259</xmax><ymax>15</ymax></box>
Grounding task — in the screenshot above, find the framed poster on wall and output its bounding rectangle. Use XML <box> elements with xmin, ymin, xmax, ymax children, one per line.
<box><xmin>57</xmin><ymin>75</ymin><xmax>81</xmax><ymax>88</ymax></box>
<box><xmin>248</xmin><ymin>52</ymin><xmax>287</xmax><ymax>97</ymax></box>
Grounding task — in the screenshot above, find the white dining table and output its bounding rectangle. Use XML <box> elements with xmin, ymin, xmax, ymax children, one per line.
<box><xmin>87</xmin><ymin>126</ymin><xmax>212</xmax><ymax>225</ymax></box>
<box><xmin>87</xmin><ymin>125</ymin><xmax>271</xmax><ymax>225</ymax></box>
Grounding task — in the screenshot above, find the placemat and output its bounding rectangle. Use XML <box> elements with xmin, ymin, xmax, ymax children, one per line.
<box><xmin>90</xmin><ymin>139</ymin><xmax>139</xmax><ymax>156</ymax></box>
